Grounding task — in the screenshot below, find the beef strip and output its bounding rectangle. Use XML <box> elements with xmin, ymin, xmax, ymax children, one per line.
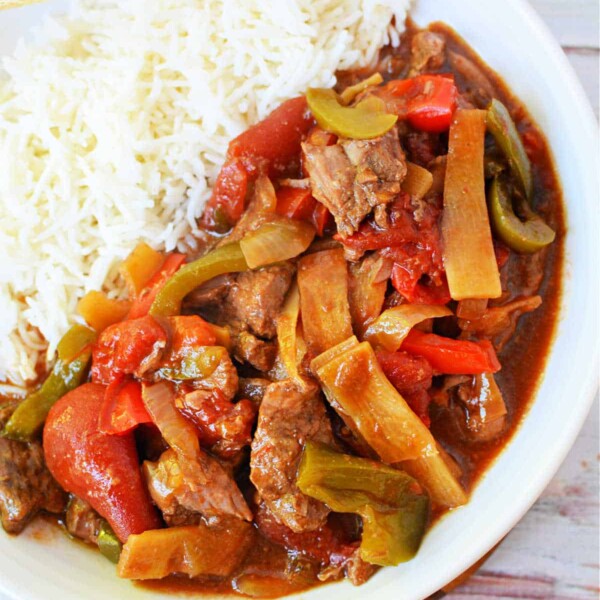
<box><xmin>250</xmin><ymin>380</ymin><xmax>335</xmax><ymax>533</ymax></box>
<box><xmin>303</xmin><ymin>130</ymin><xmax>407</xmax><ymax>238</ymax></box>
<box><xmin>0</xmin><ymin>402</ymin><xmax>67</xmax><ymax>534</ymax></box>
<box><xmin>143</xmin><ymin>448</ymin><xmax>250</xmax><ymax>526</ymax></box>
<box><xmin>65</xmin><ymin>496</ymin><xmax>103</xmax><ymax>545</ymax></box>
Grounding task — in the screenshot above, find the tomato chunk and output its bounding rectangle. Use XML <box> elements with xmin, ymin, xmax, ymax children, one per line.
<box><xmin>401</xmin><ymin>329</ymin><xmax>501</xmax><ymax>374</ymax></box>
<box><xmin>44</xmin><ymin>383</ymin><xmax>161</xmax><ymax>542</ymax></box>
<box><xmin>99</xmin><ymin>378</ymin><xmax>152</xmax><ymax>435</ymax></box>
<box><xmin>91</xmin><ymin>315</ymin><xmax>167</xmax><ymax>385</ymax></box>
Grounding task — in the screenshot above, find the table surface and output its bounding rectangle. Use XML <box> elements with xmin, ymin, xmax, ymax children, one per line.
<box><xmin>448</xmin><ymin>1</ymin><xmax>600</xmax><ymax>598</ymax></box>
<box><xmin>0</xmin><ymin>2</ymin><xmax>597</xmax><ymax>600</ymax></box>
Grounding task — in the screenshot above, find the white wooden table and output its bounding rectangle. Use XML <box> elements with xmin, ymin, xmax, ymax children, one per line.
<box><xmin>448</xmin><ymin>1</ymin><xmax>600</xmax><ymax>597</ymax></box>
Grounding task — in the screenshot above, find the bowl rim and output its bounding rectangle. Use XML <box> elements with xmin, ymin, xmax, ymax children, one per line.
<box><xmin>0</xmin><ymin>0</ymin><xmax>598</xmax><ymax>599</ymax></box>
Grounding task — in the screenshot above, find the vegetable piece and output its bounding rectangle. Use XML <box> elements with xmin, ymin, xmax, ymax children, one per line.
<box><xmin>91</xmin><ymin>315</ymin><xmax>167</xmax><ymax>385</ymax></box>
<box><xmin>98</xmin><ymin>521</ymin><xmax>122</xmax><ymax>564</ymax></box>
<box><xmin>383</xmin><ymin>75</ymin><xmax>458</xmax><ymax>133</ymax></box>
<box><xmin>400</xmin><ymin>446</ymin><xmax>467</xmax><ymax>508</ymax></box>
<box><xmin>276</xmin><ymin>186</ymin><xmax>315</xmax><ymax>221</ymax></box>
<box><xmin>312</xmin><ymin>337</ymin><xmax>436</xmax><ymax>462</ymax></box>
<box><xmin>3</xmin><ymin>325</ymin><xmax>95</xmax><ymax>441</ymax></box>
<box><xmin>297</xmin><ymin>442</ymin><xmax>429</xmax><ymax>566</ymax></box>
<box><xmin>150</xmin><ymin>243</ymin><xmax>248</xmax><ymax>317</ymax></box>
<box><xmin>364</xmin><ymin>304</ymin><xmax>452</xmax><ymax>352</ymax></box>
<box><xmin>441</xmin><ymin>109</ymin><xmax>501</xmax><ymax>300</ymax></box>
<box><xmin>141</xmin><ymin>381</ymin><xmax>252</xmax><ymax>521</ymax></box>
<box><xmin>239</xmin><ymin>218</ymin><xmax>315</xmax><ymax>269</ymax></box>
<box><xmin>203</xmin><ymin>159</ymin><xmax>248</xmax><ymax>232</ymax></box>
<box><xmin>401</xmin><ymin>161</ymin><xmax>433</xmax><ymax>200</ymax></box>
<box><xmin>208</xmin><ymin>323</ymin><xmax>232</xmax><ymax>351</ymax></box>
<box><xmin>43</xmin><ymin>383</ymin><xmax>161</xmax><ymax>542</ymax></box>
<box><xmin>347</xmin><ymin>253</ymin><xmax>389</xmax><ymax>337</ymax></box>
<box><xmin>456</xmin><ymin>299</ymin><xmax>488</xmax><ymax>320</ymax></box>
<box><xmin>157</xmin><ymin>346</ymin><xmax>228</xmax><ymax>381</ymax></box>
<box><xmin>77</xmin><ymin>291</ymin><xmax>131</xmax><ymax>333</ymax></box>
<box><xmin>307</xmin><ymin>88</ymin><xmax>397</xmax><ymax>140</ymax></box>
<box><xmin>117</xmin><ymin>519</ymin><xmax>254</xmax><ymax>580</ymax></box>
<box><xmin>489</xmin><ymin>176</ymin><xmax>555</xmax><ymax>253</ymax></box>
<box><xmin>128</xmin><ymin>252</ymin><xmax>186</xmax><ymax>319</ymax></box>
<box><xmin>401</xmin><ymin>329</ymin><xmax>500</xmax><ymax>375</ymax></box>
<box><xmin>119</xmin><ymin>242</ymin><xmax>164</xmax><ymax>297</ymax></box>
<box><xmin>98</xmin><ymin>379</ymin><xmax>152</xmax><ymax>435</ymax></box>
<box><xmin>460</xmin><ymin>372</ymin><xmax>507</xmax><ymax>437</ymax></box>
<box><xmin>297</xmin><ymin>249</ymin><xmax>353</xmax><ymax>356</ymax></box>
<box><xmin>276</xmin><ymin>282</ymin><xmax>304</xmax><ymax>385</ymax></box>
<box><xmin>339</xmin><ymin>72</ymin><xmax>384</xmax><ymax>105</ymax></box>
<box><xmin>486</xmin><ymin>98</ymin><xmax>532</xmax><ymax>198</ymax></box>
<box><xmin>228</xmin><ymin>96</ymin><xmax>315</xmax><ymax>178</ymax></box>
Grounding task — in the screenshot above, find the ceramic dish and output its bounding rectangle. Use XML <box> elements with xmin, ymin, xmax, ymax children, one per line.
<box><xmin>0</xmin><ymin>0</ymin><xmax>597</xmax><ymax>599</ymax></box>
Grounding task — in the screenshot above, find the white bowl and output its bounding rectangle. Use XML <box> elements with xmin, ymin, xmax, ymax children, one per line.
<box><xmin>0</xmin><ymin>1</ymin><xmax>598</xmax><ymax>599</ymax></box>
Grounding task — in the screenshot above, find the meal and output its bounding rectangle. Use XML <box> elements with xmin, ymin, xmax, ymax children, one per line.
<box><xmin>0</xmin><ymin>3</ymin><xmax>563</xmax><ymax>599</ymax></box>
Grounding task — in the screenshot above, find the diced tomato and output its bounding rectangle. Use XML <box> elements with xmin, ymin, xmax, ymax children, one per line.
<box><xmin>276</xmin><ymin>186</ymin><xmax>316</xmax><ymax>221</ymax></box>
<box><xmin>44</xmin><ymin>383</ymin><xmax>161</xmax><ymax>542</ymax></box>
<box><xmin>381</xmin><ymin>75</ymin><xmax>458</xmax><ymax>133</ymax></box>
<box><xmin>99</xmin><ymin>378</ymin><xmax>152</xmax><ymax>435</ymax></box>
<box><xmin>391</xmin><ymin>264</ymin><xmax>451</xmax><ymax>305</ymax></box>
<box><xmin>128</xmin><ymin>252</ymin><xmax>186</xmax><ymax>319</ymax></box>
<box><xmin>228</xmin><ymin>96</ymin><xmax>315</xmax><ymax>178</ymax></box>
<box><xmin>91</xmin><ymin>315</ymin><xmax>167</xmax><ymax>385</ymax></box>
<box><xmin>202</xmin><ymin>159</ymin><xmax>248</xmax><ymax>231</ymax></box>
<box><xmin>401</xmin><ymin>329</ymin><xmax>501</xmax><ymax>375</ymax></box>
<box><xmin>168</xmin><ymin>315</ymin><xmax>217</xmax><ymax>355</ymax></box>
<box><xmin>376</xmin><ymin>350</ymin><xmax>434</xmax><ymax>426</ymax></box>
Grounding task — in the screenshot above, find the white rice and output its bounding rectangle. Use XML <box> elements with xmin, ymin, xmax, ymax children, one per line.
<box><xmin>0</xmin><ymin>0</ymin><xmax>409</xmax><ymax>393</ymax></box>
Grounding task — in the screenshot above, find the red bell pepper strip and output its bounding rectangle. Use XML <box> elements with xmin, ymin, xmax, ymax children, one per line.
<box><xmin>401</xmin><ymin>329</ymin><xmax>501</xmax><ymax>375</ymax></box>
<box><xmin>44</xmin><ymin>383</ymin><xmax>162</xmax><ymax>542</ymax></box>
<box><xmin>382</xmin><ymin>75</ymin><xmax>458</xmax><ymax>134</ymax></box>
<box><xmin>128</xmin><ymin>252</ymin><xmax>186</xmax><ymax>319</ymax></box>
<box><xmin>99</xmin><ymin>378</ymin><xmax>152</xmax><ymax>435</ymax></box>
<box><xmin>91</xmin><ymin>315</ymin><xmax>167</xmax><ymax>385</ymax></box>
<box><xmin>202</xmin><ymin>159</ymin><xmax>248</xmax><ymax>231</ymax></box>
<box><xmin>276</xmin><ymin>186</ymin><xmax>315</xmax><ymax>221</ymax></box>
<box><xmin>311</xmin><ymin>202</ymin><xmax>333</xmax><ymax>237</ymax></box>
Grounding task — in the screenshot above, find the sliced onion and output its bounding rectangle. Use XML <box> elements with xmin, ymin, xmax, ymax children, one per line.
<box><xmin>364</xmin><ymin>304</ymin><xmax>452</xmax><ymax>353</ymax></box>
<box><xmin>240</xmin><ymin>218</ymin><xmax>315</xmax><ymax>269</ymax></box>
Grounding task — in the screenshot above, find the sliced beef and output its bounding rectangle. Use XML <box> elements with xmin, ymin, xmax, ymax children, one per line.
<box><xmin>191</xmin><ymin>350</ymin><xmax>239</xmax><ymax>401</ymax></box>
<box><xmin>232</xmin><ymin>331</ymin><xmax>278</xmax><ymax>372</ymax></box>
<box><xmin>448</xmin><ymin>50</ymin><xmax>496</xmax><ymax>109</ymax></box>
<box><xmin>237</xmin><ymin>377</ymin><xmax>270</xmax><ymax>406</ymax></box>
<box><xmin>143</xmin><ymin>448</ymin><xmax>250</xmax><ymax>526</ymax></box>
<box><xmin>0</xmin><ymin>402</ymin><xmax>67</xmax><ymax>534</ymax></box>
<box><xmin>340</xmin><ymin>128</ymin><xmax>407</xmax><ymax>210</ymax></box>
<box><xmin>65</xmin><ymin>496</ymin><xmax>103</xmax><ymax>545</ymax></box>
<box><xmin>250</xmin><ymin>380</ymin><xmax>334</xmax><ymax>533</ymax></box>
<box><xmin>302</xmin><ymin>143</ymin><xmax>363</xmax><ymax>237</ymax></box>
<box><xmin>303</xmin><ymin>130</ymin><xmax>407</xmax><ymax>238</ymax></box>
<box><xmin>408</xmin><ymin>30</ymin><xmax>446</xmax><ymax>76</ymax></box>
<box><xmin>224</xmin><ymin>264</ymin><xmax>295</xmax><ymax>339</ymax></box>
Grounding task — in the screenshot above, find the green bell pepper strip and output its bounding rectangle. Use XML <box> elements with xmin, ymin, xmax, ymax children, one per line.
<box><xmin>297</xmin><ymin>442</ymin><xmax>429</xmax><ymax>566</ymax></box>
<box><xmin>150</xmin><ymin>242</ymin><xmax>249</xmax><ymax>317</ymax></box>
<box><xmin>489</xmin><ymin>176</ymin><xmax>555</xmax><ymax>253</ymax></box>
<box><xmin>307</xmin><ymin>88</ymin><xmax>398</xmax><ymax>140</ymax></box>
<box><xmin>97</xmin><ymin>520</ymin><xmax>122</xmax><ymax>564</ymax></box>
<box><xmin>3</xmin><ymin>325</ymin><xmax>95</xmax><ymax>441</ymax></box>
<box><xmin>486</xmin><ymin>98</ymin><xmax>532</xmax><ymax>198</ymax></box>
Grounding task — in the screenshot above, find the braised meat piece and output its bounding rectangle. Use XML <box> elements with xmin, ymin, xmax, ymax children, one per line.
<box><xmin>225</xmin><ymin>265</ymin><xmax>295</xmax><ymax>339</ymax></box>
<box><xmin>303</xmin><ymin>130</ymin><xmax>407</xmax><ymax>237</ymax></box>
<box><xmin>143</xmin><ymin>448</ymin><xmax>250</xmax><ymax>526</ymax></box>
<box><xmin>0</xmin><ymin>403</ymin><xmax>67</xmax><ymax>534</ymax></box>
<box><xmin>408</xmin><ymin>30</ymin><xmax>446</xmax><ymax>76</ymax></box>
<box><xmin>302</xmin><ymin>143</ymin><xmax>362</xmax><ymax>237</ymax></box>
<box><xmin>250</xmin><ymin>380</ymin><xmax>335</xmax><ymax>533</ymax></box>
<box><xmin>65</xmin><ymin>496</ymin><xmax>103</xmax><ymax>545</ymax></box>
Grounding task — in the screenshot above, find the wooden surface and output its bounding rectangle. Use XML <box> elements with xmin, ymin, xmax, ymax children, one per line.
<box><xmin>448</xmin><ymin>1</ymin><xmax>600</xmax><ymax>598</ymax></box>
